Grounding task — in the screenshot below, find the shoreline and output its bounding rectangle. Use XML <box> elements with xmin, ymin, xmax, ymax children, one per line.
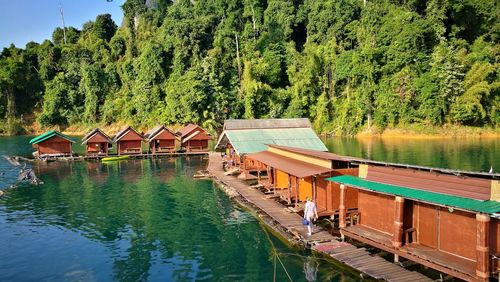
<box><xmin>2</xmin><ymin>120</ymin><xmax>498</xmax><ymax>138</ymax></box>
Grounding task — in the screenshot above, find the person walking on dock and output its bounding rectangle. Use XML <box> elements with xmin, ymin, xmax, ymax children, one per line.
<box><xmin>304</xmin><ymin>197</ymin><xmax>318</xmax><ymax>236</ymax></box>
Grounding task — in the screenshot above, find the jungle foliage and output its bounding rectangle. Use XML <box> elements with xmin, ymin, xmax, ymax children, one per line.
<box><xmin>0</xmin><ymin>0</ymin><xmax>499</xmax><ymax>134</ymax></box>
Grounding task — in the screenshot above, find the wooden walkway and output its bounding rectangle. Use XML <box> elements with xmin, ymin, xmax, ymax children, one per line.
<box><xmin>207</xmin><ymin>153</ymin><xmax>433</xmax><ymax>282</ymax></box>
<box><xmin>35</xmin><ymin>151</ymin><xmax>208</xmax><ymax>161</ymax></box>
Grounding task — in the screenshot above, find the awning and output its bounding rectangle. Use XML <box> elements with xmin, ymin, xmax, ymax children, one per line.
<box><xmin>327</xmin><ymin>175</ymin><xmax>500</xmax><ymax>214</ymax></box>
<box><xmin>247</xmin><ymin>151</ymin><xmax>333</xmax><ymax>178</ymax></box>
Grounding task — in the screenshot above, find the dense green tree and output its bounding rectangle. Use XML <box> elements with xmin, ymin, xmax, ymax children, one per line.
<box><xmin>1</xmin><ymin>0</ymin><xmax>499</xmax><ymax>134</ymax></box>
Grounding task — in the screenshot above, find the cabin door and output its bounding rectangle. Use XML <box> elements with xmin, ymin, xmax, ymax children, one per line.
<box><xmin>402</xmin><ymin>200</ymin><xmax>415</xmax><ymax>245</ymax></box>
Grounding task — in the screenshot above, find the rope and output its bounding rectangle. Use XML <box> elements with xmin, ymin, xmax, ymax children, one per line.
<box><xmin>259</xmin><ymin>221</ymin><xmax>294</xmax><ymax>281</ymax></box>
<box><xmin>273</xmin><ymin>252</ymin><xmax>277</xmax><ymax>282</ymax></box>
<box><xmin>276</xmin><ymin>251</ymin><xmax>293</xmax><ymax>281</ymax></box>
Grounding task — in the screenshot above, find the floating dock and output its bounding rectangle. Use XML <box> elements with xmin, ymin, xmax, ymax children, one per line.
<box><xmin>206</xmin><ymin>152</ymin><xmax>432</xmax><ymax>282</ymax></box>
<box><xmin>34</xmin><ymin>151</ymin><xmax>209</xmax><ymax>161</ymax></box>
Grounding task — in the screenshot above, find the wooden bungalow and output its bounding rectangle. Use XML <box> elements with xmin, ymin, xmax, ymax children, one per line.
<box><xmin>176</xmin><ymin>124</ymin><xmax>211</xmax><ymax>152</ymax></box>
<box><xmin>327</xmin><ymin>164</ymin><xmax>500</xmax><ymax>281</ymax></box>
<box><xmin>144</xmin><ymin>125</ymin><xmax>176</xmax><ymax>154</ymax></box>
<box><xmin>246</xmin><ymin>145</ymin><xmax>358</xmax><ymax>216</ymax></box>
<box><xmin>113</xmin><ymin>126</ymin><xmax>143</xmax><ymax>155</ymax></box>
<box><xmin>29</xmin><ymin>130</ymin><xmax>75</xmax><ymax>157</ymax></box>
<box><xmin>81</xmin><ymin>128</ymin><xmax>113</xmax><ymax>156</ymax></box>
<box><xmin>215</xmin><ymin>118</ymin><xmax>328</xmax><ymax>171</ymax></box>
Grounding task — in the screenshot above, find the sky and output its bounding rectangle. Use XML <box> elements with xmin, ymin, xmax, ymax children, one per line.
<box><xmin>0</xmin><ymin>0</ymin><xmax>125</xmax><ymax>49</ymax></box>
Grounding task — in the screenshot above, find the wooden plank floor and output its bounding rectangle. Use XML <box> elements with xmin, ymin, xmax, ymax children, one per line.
<box><xmin>207</xmin><ymin>153</ymin><xmax>433</xmax><ymax>282</ymax></box>
<box><xmin>36</xmin><ymin>151</ymin><xmax>209</xmax><ymax>161</ymax></box>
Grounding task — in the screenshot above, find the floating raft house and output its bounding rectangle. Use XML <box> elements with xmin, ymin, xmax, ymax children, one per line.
<box><xmin>29</xmin><ymin>130</ymin><xmax>75</xmax><ymax>157</ymax></box>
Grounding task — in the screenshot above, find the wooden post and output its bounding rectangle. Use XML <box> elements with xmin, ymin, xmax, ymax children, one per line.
<box><xmin>476</xmin><ymin>213</ymin><xmax>490</xmax><ymax>280</ymax></box>
<box><xmin>393</xmin><ymin>196</ymin><xmax>405</xmax><ymax>263</ymax></box>
<box><xmin>295</xmin><ymin>177</ymin><xmax>299</xmax><ymax>206</ymax></box>
<box><xmin>312</xmin><ymin>176</ymin><xmax>317</xmax><ymax>203</ymax></box>
<box><xmin>393</xmin><ymin>197</ymin><xmax>405</xmax><ymax>247</ymax></box>
<box><xmin>339</xmin><ymin>184</ymin><xmax>347</xmax><ymax>228</ymax></box>
<box><xmin>287</xmin><ymin>175</ymin><xmax>292</xmax><ymax>205</ymax></box>
<box><xmin>267</xmin><ymin>166</ymin><xmax>271</xmax><ymax>187</ymax></box>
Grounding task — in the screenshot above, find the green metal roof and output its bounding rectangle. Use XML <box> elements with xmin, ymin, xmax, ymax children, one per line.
<box><xmin>327</xmin><ymin>175</ymin><xmax>500</xmax><ymax>214</ymax></box>
<box><xmin>223</xmin><ymin>128</ymin><xmax>328</xmax><ymax>154</ymax></box>
<box><xmin>29</xmin><ymin>130</ymin><xmax>75</xmax><ymax>145</ymax></box>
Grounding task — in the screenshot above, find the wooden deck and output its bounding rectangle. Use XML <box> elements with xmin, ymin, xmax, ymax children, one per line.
<box><xmin>343</xmin><ymin>225</ymin><xmax>477</xmax><ymax>281</ymax></box>
<box><xmin>207</xmin><ymin>153</ymin><xmax>432</xmax><ymax>282</ymax></box>
<box><xmin>35</xmin><ymin>151</ymin><xmax>209</xmax><ymax>161</ymax></box>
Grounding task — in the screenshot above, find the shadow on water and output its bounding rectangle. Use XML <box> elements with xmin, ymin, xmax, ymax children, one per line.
<box><xmin>0</xmin><ymin>155</ymin><xmax>360</xmax><ymax>281</ymax></box>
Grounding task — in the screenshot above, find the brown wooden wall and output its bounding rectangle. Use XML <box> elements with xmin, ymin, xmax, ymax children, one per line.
<box><xmin>37</xmin><ymin>136</ymin><xmax>72</xmax><ymax>155</ymax></box>
<box><xmin>490</xmin><ymin>219</ymin><xmax>500</xmax><ymax>271</ymax></box>
<box><xmin>316</xmin><ymin>175</ymin><xmax>358</xmax><ymax>213</ymax></box>
<box><xmin>87</xmin><ymin>133</ymin><xmax>108</xmax><ymax>143</ymax></box>
<box><xmin>192</xmin><ymin>130</ymin><xmax>211</xmax><ymax>140</ymax></box>
<box><xmin>299</xmin><ymin>177</ymin><xmax>313</xmax><ymax>202</ymax></box>
<box><xmin>439</xmin><ymin>209</ymin><xmax>476</xmax><ymax>260</ymax></box>
<box><xmin>316</xmin><ymin>178</ymin><xmax>328</xmax><ymax>211</ymax></box>
<box><xmin>118</xmin><ymin>140</ymin><xmax>141</xmax><ymax>154</ymax></box>
<box><xmin>120</xmin><ymin>130</ymin><xmax>142</xmax><ymax>141</ymax></box>
<box><xmin>87</xmin><ymin>142</ymin><xmax>108</xmax><ymax>154</ymax></box>
<box><xmin>359</xmin><ymin>191</ymin><xmax>395</xmax><ymax>235</ymax></box>
<box><xmin>155</xmin><ymin>130</ymin><xmax>176</xmax><ymax>140</ymax></box>
<box><xmin>185</xmin><ymin>140</ymin><xmax>208</xmax><ymax>151</ymax></box>
<box><xmin>413</xmin><ymin>202</ymin><xmax>477</xmax><ymax>260</ymax></box>
<box><xmin>415</xmin><ymin>203</ymin><xmax>439</xmax><ymax>248</ymax></box>
<box><xmin>276</xmin><ymin>169</ymin><xmax>289</xmax><ymax>189</ymax></box>
<box><xmin>158</xmin><ymin>139</ymin><xmax>175</xmax><ymax>147</ymax></box>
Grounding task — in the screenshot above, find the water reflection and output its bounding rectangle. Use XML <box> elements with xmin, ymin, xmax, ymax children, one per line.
<box><xmin>304</xmin><ymin>257</ymin><xmax>319</xmax><ymax>281</ymax></box>
<box><xmin>0</xmin><ymin>156</ymin><xmax>358</xmax><ymax>281</ymax></box>
<box><xmin>324</xmin><ymin>136</ymin><xmax>499</xmax><ymax>172</ymax></box>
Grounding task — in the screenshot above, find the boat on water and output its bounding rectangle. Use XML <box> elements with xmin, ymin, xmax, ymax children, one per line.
<box><xmin>101</xmin><ymin>155</ymin><xmax>130</xmax><ymax>162</ymax></box>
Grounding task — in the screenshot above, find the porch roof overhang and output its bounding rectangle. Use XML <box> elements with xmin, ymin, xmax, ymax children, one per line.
<box><xmin>327</xmin><ymin>175</ymin><xmax>500</xmax><ymax>215</ymax></box>
<box><xmin>247</xmin><ymin>151</ymin><xmax>333</xmax><ymax>178</ymax></box>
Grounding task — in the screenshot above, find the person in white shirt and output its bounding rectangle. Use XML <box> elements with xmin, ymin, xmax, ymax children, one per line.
<box><xmin>303</xmin><ymin>197</ymin><xmax>318</xmax><ymax>236</ymax></box>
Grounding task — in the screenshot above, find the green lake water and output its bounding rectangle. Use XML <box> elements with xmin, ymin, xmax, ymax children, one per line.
<box><xmin>0</xmin><ymin>136</ymin><xmax>354</xmax><ymax>282</ymax></box>
<box><xmin>323</xmin><ymin>136</ymin><xmax>499</xmax><ymax>173</ymax></box>
<box><xmin>0</xmin><ymin>135</ymin><xmax>498</xmax><ymax>281</ymax></box>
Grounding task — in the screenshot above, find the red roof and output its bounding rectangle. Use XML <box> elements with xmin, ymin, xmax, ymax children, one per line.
<box><xmin>113</xmin><ymin>126</ymin><xmax>143</xmax><ymax>142</ymax></box>
<box><xmin>176</xmin><ymin>124</ymin><xmax>201</xmax><ymax>138</ymax></box>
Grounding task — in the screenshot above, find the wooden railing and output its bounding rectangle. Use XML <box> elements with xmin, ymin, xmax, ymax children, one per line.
<box><xmin>186</xmin><ymin>146</ymin><xmax>208</xmax><ymax>151</ymax></box>
<box><xmin>403</xmin><ymin>227</ymin><xmax>416</xmax><ymax>244</ymax></box>
<box><xmin>347</xmin><ymin>211</ymin><xmax>361</xmax><ymax>226</ymax></box>
<box><xmin>156</xmin><ymin>147</ymin><xmax>175</xmax><ymax>152</ymax></box>
<box><xmin>123</xmin><ymin>148</ymin><xmax>141</xmax><ymax>154</ymax></box>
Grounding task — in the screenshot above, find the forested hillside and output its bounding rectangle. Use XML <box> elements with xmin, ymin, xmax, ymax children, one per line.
<box><xmin>0</xmin><ymin>0</ymin><xmax>499</xmax><ymax>135</ymax></box>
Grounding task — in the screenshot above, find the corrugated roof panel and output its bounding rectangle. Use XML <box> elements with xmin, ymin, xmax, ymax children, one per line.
<box><xmin>327</xmin><ymin>175</ymin><xmax>500</xmax><ymax>214</ymax></box>
<box><xmin>224</xmin><ymin>128</ymin><xmax>327</xmax><ymax>154</ymax></box>
<box><xmin>29</xmin><ymin>130</ymin><xmax>75</xmax><ymax>144</ymax></box>
<box><xmin>224</xmin><ymin>118</ymin><xmax>311</xmax><ymax>130</ymax></box>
